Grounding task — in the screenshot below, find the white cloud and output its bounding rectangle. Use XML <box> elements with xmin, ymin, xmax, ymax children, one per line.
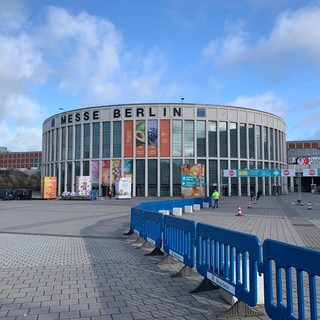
<box><xmin>202</xmin><ymin>6</ymin><xmax>320</xmax><ymax>70</ymax></box>
<box><xmin>0</xmin><ymin>0</ymin><xmax>27</xmax><ymax>31</ymax></box>
<box><xmin>229</xmin><ymin>91</ymin><xmax>290</xmax><ymax>119</ymax></box>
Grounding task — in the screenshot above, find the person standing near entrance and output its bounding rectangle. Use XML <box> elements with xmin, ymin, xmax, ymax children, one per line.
<box><xmin>212</xmin><ymin>189</ymin><xmax>220</xmax><ymax>209</ymax></box>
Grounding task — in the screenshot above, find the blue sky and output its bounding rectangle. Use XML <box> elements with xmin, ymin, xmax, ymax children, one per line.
<box><xmin>1</xmin><ymin>0</ymin><xmax>320</xmax><ymax>151</ymax></box>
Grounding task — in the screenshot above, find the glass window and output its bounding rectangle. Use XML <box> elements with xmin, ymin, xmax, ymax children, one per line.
<box><xmin>239</xmin><ymin>123</ymin><xmax>246</xmax><ymax>159</ymax></box>
<box><xmin>197</xmin><ymin>121</ymin><xmax>206</xmax><ymax>157</ymax></box>
<box><xmin>263</xmin><ymin>127</ymin><xmax>268</xmax><ymax>160</ymax></box>
<box><xmin>269</xmin><ymin>129</ymin><xmax>274</xmax><ymax>160</ymax></box>
<box><xmin>219</xmin><ymin>122</ymin><xmax>228</xmax><ymax>157</ymax></box>
<box><xmin>256</xmin><ymin>125</ymin><xmax>262</xmax><ymax>159</ymax></box>
<box><xmin>102</xmin><ymin>122</ymin><xmax>110</xmax><ymax>158</ymax></box>
<box><xmin>83</xmin><ymin>123</ymin><xmax>90</xmax><ymax>159</ymax></box>
<box><xmin>67</xmin><ymin>162</ymin><xmax>72</xmax><ymax>192</ymax></box>
<box><xmin>83</xmin><ymin>161</ymin><xmax>89</xmax><ymax>176</ymax></box>
<box><xmin>92</xmin><ymin>122</ymin><xmax>100</xmax><ymax>158</ymax></box>
<box><xmin>61</xmin><ymin>127</ymin><xmax>66</xmax><ymax>160</ymax></box>
<box><xmin>184</xmin><ymin>120</ymin><xmax>194</xmax><ymax>157</ymax></box>
<box><xmin>172</xmin><ymin>120</ymin><xmax>182</xmax><ymax>157</ymax></box>
<box><xmin>230</xmin><ymin>122</ymin><xmax>238</xmax><ymax>158</ymax></box>
<box><xmin>208</xmin><ymin>121</ymin><xmax>217</xmax><ymax>157</ymax></box>
<box><xmin>248</xmin><ymin>124</ymin><xmax>255</xmax><ymax>159</ymax></box>
<box><xmin>68</xmin><ymin>126</ymin><xmax>73</xmax><ymax>160</ymax></box>
<box><xmin>197</xmin><ymin>108</ymin><xmax>206</xmax><ymax>117</ymax></box>
<box><xmin>173</xmin><ymin>159</ymin><xmax>182</xmax><ymax>196</ymax></box>
<box><xmin>113</xmin><ymin>121</ymin><xmax>122</xmax><ymax>158</ymax></box>
<box><xmin>136</xmin><ymin>159</ymin><xmax>145</xmax><ymax>197</ymax></box>
<box><xmin>56</xmin><ymin>128</ymin><xmax>60</xmax><ymax>161</ymax></box>
<box><xmin>160</xmin><ymin>159</ymin><xmax>170</xmax><ymax>197</ymax></box>
<box><xmin>148</xmin><ymin>159</ymin><xmax>157</xmax><ymax>196</ymax></box>
<box><xmin>75</xmin><ymin>125</ymin><xmax>81</xmax><ymax>159</ymax></box>
<box><xmin>61</xmin><ymin>162</ymin><xmax>65</xmax><ymax>192</ymax></box>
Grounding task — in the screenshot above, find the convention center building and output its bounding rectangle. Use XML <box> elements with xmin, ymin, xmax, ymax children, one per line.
<box><xmin>42</xmin><ymin>103</ymin><xmax>287</xmax><ymax>198</ymax></box>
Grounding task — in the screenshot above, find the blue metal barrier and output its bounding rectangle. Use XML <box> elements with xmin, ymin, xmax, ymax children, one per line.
<box><xmin>163</xmin><ymin>215</ymin><xmax>196</xmax><ymax>268</ymax></box>
<box><xmin>262</xmin><ymin>239</ymin><xmax>320</xmax><ymax>320</ymax></box>
<box><xmin>196</xmin><ymin>223</ymin><xmax>261</xmax><ymax>307</ymax></box>
<box><xmin>130</xmin><ymin>207</ymin><xmax>145</xmax><ymax>238</ymax></box>
<box><xmin>144</xmin><ymin>210</ymin><xmax>164</xmax><ymax>249</ymax></box>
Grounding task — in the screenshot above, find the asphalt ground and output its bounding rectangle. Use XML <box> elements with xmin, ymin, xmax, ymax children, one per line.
<box><xmin>0</xmin><ymin>193</ymin><xmax>319</xmax><ymax>320</ymax></box>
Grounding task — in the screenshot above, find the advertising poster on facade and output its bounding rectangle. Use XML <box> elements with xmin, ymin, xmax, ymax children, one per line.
<box><xmin>41</xmin><ymin>176</ymin><xmax>57</xmax><ymax>199</ymax></box>
<box><xmin>136</xmin><ymin>120</ymin><xmax>145</xmax><ymax>157</ymax></box>
<box><xmin>147</xmin><ymin>120</ymin><xmax>158</xmax><ymax>157</ymax></box>
<box><xmin>91</xmin><ymin>160</ymin><xmax>99</xmax><ymax>186</ymax></box>
<box><xmin>115</xmin><ymin>176</ymin><xmax>132</xmax><ymax>199</ymax></box>
<box><xmin>112</xmin><ymin>160</ymin><xmax>121</xmax><ymax>184</ymax></box>
<box><xmin>101</xmin><ymin>160</ymin><xmax>110</xmax><ymax>185</ymax></box>
<box><xmin>124</xmin><ymin>159</ymin><xmax>133</xmax><ymax>181</ymax></box>
<box><xmin>124</xmin><ymin>120</ymin><xmax>133</xmax><ymax>157</ymax></box>
<box><xmin>181</xmin><ymin>164</ymin><xmax>205</xmax><ymax>198</ymax></box>
<box><xmin>160</xmin><ymin>119</ymin><xmax>170</xmax><ymax>157</ymax></box>
<box><xmin>76</xmin><ymin>176</ymin><xmax>92</xmax><ymax>197</ymax></box>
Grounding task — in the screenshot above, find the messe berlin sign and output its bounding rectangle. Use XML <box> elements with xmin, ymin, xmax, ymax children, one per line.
<box><xmin>223</xmin><ymin>169</ymin><xmax>296</xmax><ymax>177</ymax></box>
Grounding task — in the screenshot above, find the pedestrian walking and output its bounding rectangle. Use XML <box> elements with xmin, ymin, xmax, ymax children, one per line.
<box><xmin>250</xmin><ymin>191</ymin><xmax>254</xmax><ymax>201</ymax></box>
<box><xmin>212</xmin><ymin>189</ymin><xmax>220</xmax><ymax>209</ymax></box>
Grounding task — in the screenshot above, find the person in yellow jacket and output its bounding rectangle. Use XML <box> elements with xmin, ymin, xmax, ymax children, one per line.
<box><xmin>212</xmin><ymin>190</ymin><xmax>220</xmax><ymax>208</ymax></box>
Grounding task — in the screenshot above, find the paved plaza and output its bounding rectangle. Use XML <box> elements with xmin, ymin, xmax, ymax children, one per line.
<box><xmin>0</xmin><ymin>193</ymin><xmax>319</xmax><ymax>319</ymax></box>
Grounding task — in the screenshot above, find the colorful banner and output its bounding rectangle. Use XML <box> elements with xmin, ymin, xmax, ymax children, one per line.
<box><xmin>124</xmin><ymin>159</ymin><xmax>133</xmax><ymax>181</ymax></box>
<box><xmin>147</xmin><ymin>120</ymin><xmax>158</xmax><ymax>157</ymax></box>
<box><xmin>115</xmin><ymin>176</ymin><xmax>132</xmax><ymax>199</ymax></box>
<box><xmin>76</xmin><ymin>176</ymin><xmax>92</xmax><ymax>197</ymax></box>
<box><xmin>223</xmin><ymin>169</ymin><xmax>296</xmax><ymax>177</ymax></box>
<box><xmin>91</xmin><ymin>160</ymin><xmax>99</xmax><ymax>186</ymax></box>
<box><xmin>303</xmin><ymin>169</ymin><xmax>320</xmax><ymax>176</ymax></box>
<box><xmin>101</xmin><ymin>160</ymin><xmax>110</xmax><ymax>185</ymax></box>
<box><xmin>124</xmin><ymin>120</ymin><xmax>133</xmax><ymax>157</ymax></box>
<box><xmin>112</xmin><ymin>160</ymin><xmax>121</xmax><ymax>184</ymax></box>
<box><xmin>41</xmin><ymin>176</ymin><xmax>57</xmax><ymax>199</ymax></box>
<box><xmin>136</xmin><ymin>120</ymin><xmax>145</xmax><ymax>157</ymax></box>
<box><xmin>181</xmin><ymin>164</ymin><xmax>205</xmax><ymax>198</ymax></box>
<box><xmin>160</xmin><ymin>119</ymin><xmax>170</xmax><ymax>157</ymax></box>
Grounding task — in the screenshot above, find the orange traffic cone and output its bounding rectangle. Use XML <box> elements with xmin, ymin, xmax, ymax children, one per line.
<box><xmin>237</xmin><ymin>206</ymin><xmax>243</xmax><ymax>216</ymax></box>
<box><xmin>308</xmin><ymin>203</ymin><xmax>312</xmax><ymax>210</ymax></box>
<box><xmin>248</xmin><ymin>201</ymin><xmax>252</xmax><ymax>209</ymax></box>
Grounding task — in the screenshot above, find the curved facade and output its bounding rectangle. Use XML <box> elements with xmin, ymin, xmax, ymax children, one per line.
<box><xmin>42</xmin><ymin>103</ymin><xmax>287</xmax><ymax>197</ymax></box>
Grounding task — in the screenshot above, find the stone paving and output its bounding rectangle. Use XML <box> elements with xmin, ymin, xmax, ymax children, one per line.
<box><xmin>0</xmin><ymin>193</ymin><xmax>319</xmax><ymax>319</ymax></box>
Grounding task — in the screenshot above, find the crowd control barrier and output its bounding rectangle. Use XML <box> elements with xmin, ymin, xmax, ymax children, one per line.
<box><xmin>130</xmin><ymin>207</ymin><xmax>145</xmax><ymax>238</ymax></box>
<box><xmin>262</xmin><ymin>239</ymin><xmax>320</xmax><ymax>320</ymax></box>
<box><xmin>144</xmin><ymin>210</ymin><xmax>164</xmax><ymax>250</ymax></box>
<box><xmin>163</xmin><ymin>215</ymin><xmax>196</xmax><ymax>268</ymax></box>
<box><xmin>127</xmin><ymin>198</ymin><xmax>320</xmax><ymax>319</ymax></box>
<box><xmin>196</xmin><ymin>223</ymin><xmax>261</xmax><ymax>307</ymax></box>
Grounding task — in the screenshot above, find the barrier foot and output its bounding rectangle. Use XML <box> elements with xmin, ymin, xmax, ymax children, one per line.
<box><xmin>123</xmin><ymin>229</ymin><xmax>134</xmax><ymax>236</ymax></box>
<box><xmin>145</xmin><ymin>248</ymin><xmax>164</xmax><ymax>256</ymax></box>
<box><xmin>171</xmin><ymin>266</ymin><xmax>198</xmax><ymax>278</ymax></box>
<box><xmin>132</xmin><ymin>237</ymin><xmax>145</xmax><ymax>245</ymax></box>
<box><xmin>216</xmin><ymin>301</ymin><xmax>264</xmax><ymax>319</ymax></box>
<box><xmin>190</xmin><ymin>278</ymin><xmax>219</xmax><ymax>294</ymax></box>
<box><xmin>157</xmin><ymin>255</ymin><xmax>181</xmax><ymax>266</ymax></box>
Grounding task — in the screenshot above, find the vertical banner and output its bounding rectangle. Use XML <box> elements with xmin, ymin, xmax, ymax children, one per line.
<box><xmin>181</xmin><ymin>164</ymin><xmax>205</xmax><ymax>198</ymax></box>
<box><xmin>91</xmin><ymin>160</ymin><xmax>99</xmax><ymax>186</ymax></box>
<box><xmin>112</xmin><ymin>160</ymin><xmax>121</xmax><ymax>184</ymax></box>
<box><xmin>124</xmin><ymin>120</ymin><xmax>133</xmax><ymax>157</ymax></box>
<box><xmin>115</xmin><ymin>176</ymin><xmax>132</xmax><ymax>199</ymax></box>
<box><xmin>147</xmin><ymin>120</ymin><xmax>158</xmax><ymax>157</ymax></box>
<box><xmin>124</xmin><ymin>159</ymin><xmax>133</xmax><ymax>181</ymax></box>
<box><xmin>41</xmin><ymin>177</ymin><xmax>57</xmax><ymax>199</ymax></box>
<box><xmin>101</xmin><ymin>160</ymin><xmax>110</xmax><ymax>185</ymax></box>
<box><xmin>160</xmin><ymin>119</ymin><xmax>170</xmax><ymax>157</ymax></box>
<box><xmin>136</xmin><ymin>120</ymin><xmax>145</xmax><ymax>157</ymax></box>
<box><xmin>76</xmin><ymin>176</ymin><xmax>92</xmax><ymax>197</ymax></box>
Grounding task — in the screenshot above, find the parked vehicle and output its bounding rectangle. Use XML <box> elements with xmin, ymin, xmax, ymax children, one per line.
<box><xmin>0</xmin><ymin>189</ymin><xmax>14</xmax><ymax>200</ymax></box>
<box><xmin>14</xmin><ymin>189</ymin><xmax>32</xmax><ymax>200</ymax></box>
